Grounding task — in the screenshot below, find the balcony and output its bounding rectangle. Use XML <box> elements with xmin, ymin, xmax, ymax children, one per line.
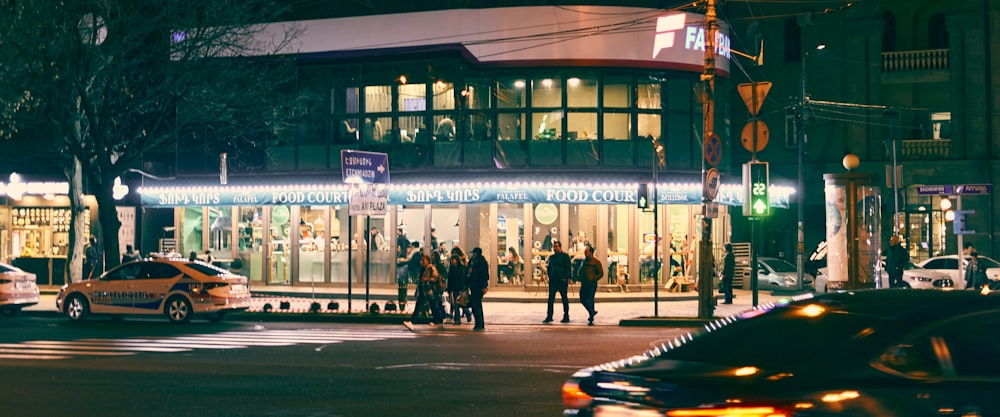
<box><xmin>890</xmin><ymin>139</ymin><xmax>950</xmax><ymax>160</ymax></box>
<box><xmin>881</xmin><ymin>49</ymin><xmax>949</xmax><ymax>84</ymax></box>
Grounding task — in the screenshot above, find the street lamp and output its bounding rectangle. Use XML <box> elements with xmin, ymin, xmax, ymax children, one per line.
<box><xmin>796</xmin><ymin>43</ymin><xmax>825</xmax><ymax>290</ymax></box>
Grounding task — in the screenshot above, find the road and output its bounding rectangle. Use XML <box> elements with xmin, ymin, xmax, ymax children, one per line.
<box><xmin>0</xmin><ymin>316</ymin><xmax>692</xmax><ymax>417</ymax></box>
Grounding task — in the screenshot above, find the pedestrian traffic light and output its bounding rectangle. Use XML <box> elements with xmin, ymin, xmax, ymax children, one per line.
<box><xmin>742</xmin><ymin>161</ymin><xmax>770</xmax><ymax>217</ymax></box>
<box><xmin>637</xmin><ymin>183</ymin><xmax>650</xmax><ymax>209</ymax></box>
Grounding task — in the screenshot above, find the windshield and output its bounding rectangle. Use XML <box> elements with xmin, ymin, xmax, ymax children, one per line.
<box><xmin>764</xmin><ymin>259</ymin><xmax>796</xmax><ymax>273</ymax></box>
<box><xmin>185</xmin><ymin>262</ymin><xmax>229</xmax><ymax>277</ymax></box>
<box><xmin>977</xmin><ymin>257</ymin><xmax>1000</xmax><ymax>269</ymax></box>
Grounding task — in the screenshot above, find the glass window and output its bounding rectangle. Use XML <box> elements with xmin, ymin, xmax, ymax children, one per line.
<box><xmin>497</xmin><ymin>78</ymin><xmax>525</xmax><ymax>108</ymax></box>
<box><xmin>603</xmin><ymin>113</ymin><xmax>634</xmax><ymax>167</ymax></box>
<box><xmin>638</xmin><ymin>113</ymin><xmax>662</xmax><ymax>139</ymax></box>
<box><xmin>298</xmin><ymin>206</ymin><xmax>325</xmax><ymax>283</ymax></box>
<box><xmin>433</xmin><ymin>115</ymin><xmax>457</xmax><ymax>141</ymax></box>
<box><xmin>603</xmin><ymin>112</ymin><xmax>630</xmax><ymax>140</ymax></box>
<box><xmin>365</xmin><ymin>85</ymin><xmax>392</xmax><ymax>113</ymax></box>
<box><xmin>498</xmin><ymin>113</ymin><xmax>524</xmax><ymax>140</ymax></box>
<box><xmin>666</xmin><ymin>79</ymin><xmax>692</xmax><ymax>112</ymax></box>
<box><xmin>497</xmin><ymin>204</ymin><xmax>525</xmax><ymax>286</ymax></box>
<box><xmin>207</xmin><ymin>206</ymin><xmax>231</xmax><ymax>255</ymax></box>
<box><xmin>566</xmin><ymin>112</ymin><xmax>597</xmax><ymax>140</ymax></box>
<box><xmin>470</xmin><ymin>111</ymin><xmax>493</xmax><ymax>141</ymax></box>
<box><xmin>532</xmin><ymin>77</ymin><xmax>562</xmax><ymax>108</ymax></box>
<box><xmin>465</xmin><ymin>79</ymin><xmax>493</xmax><ymax>110</ymax></box>
<box><xmin>567</xmin><ymin>77</ymin><xmax>597</xmax><ymax>108</ymax></box>
<box><xmin>361</xmin><ymin>116</ymin><xmax>390</xmax><ymax>144</ymax></box>
<box><xmin>533</xmin><ymin>111</ymin><xmax>563</xmax><ymax>140</ymax></box>
<box><xmin>604</xmin><ymin>76</ymin><xmax>631</xmax><ymax>108</ymax></box>
<box><xmin>236</xmin><ymin>207</ymin><xmax>264</xmax><ymax>283</ymax></box>
<box><xmin>638</xmin><ymin>80</ymin><xmax>661</xmax><ymax>109</ymax></box>
<box><xmin>398</xmin><ymin>83</ymin><xmax>426</xmax><ymax>112</ymax></box>
<box><xmin>432</xmin><ymin>80</ymin><xmax>455</xmax><ymax>110</ymax></box>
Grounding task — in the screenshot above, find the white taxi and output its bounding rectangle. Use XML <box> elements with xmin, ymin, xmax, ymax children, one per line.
<box><xmin>56</xmin><ymin>258</ymin><xmax>251</xmax><ymax>323</ymax></box>
<box><xmin>0</xmin><ymin>262</ymin><xmax>40</xmax><ymax>316</ymax></box>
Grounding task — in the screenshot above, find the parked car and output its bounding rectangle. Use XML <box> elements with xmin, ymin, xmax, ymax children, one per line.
<box><xmin>55</xmin><ymin>258</ymin><xmax>251</xmax><ymax>323</ymax></box>
<box><xmin>562</xmin><ymin>290</ymin><xmax>1000</xmax><ymax>416</ymax></box>
<box><xmin>756</xmin><ymin>256</ymin><xmax>813</xmax><ymax>289</ymax></box>
<box><xmin>814</xmin><ymin>261</ymin><xmax>953</xmax><ymax>292</ymax></box>
<box><xmin>917</xmin><ymin>254</ymin><xmax>1000</xmax><ymax>289</ymax></box>
<box><xmin>0</xmin><ymin>262</ymin><xmax>39</xmax><ymax>316</ymax></box>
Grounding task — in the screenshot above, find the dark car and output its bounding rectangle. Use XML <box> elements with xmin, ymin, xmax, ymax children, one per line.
<box><xmin>562</xmin><ymin>290</ymin><xmax>1000</xmax><ymax>416</ymax></box>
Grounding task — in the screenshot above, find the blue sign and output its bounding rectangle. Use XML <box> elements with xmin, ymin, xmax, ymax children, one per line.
<box><xmin>916</xmin><ymin>185</ymin><xmax>953</xmax><ymax>195</ymax></box>
<box><xmin>340</xmin><ymin>150</ymin><xmax>389</xmax><ymax>184</ymax></box>
<box><xmin>916</xmin><ymin>184</ymin><xmax>992</xmax><ymax>196</ymax></box>
<box><xmin>957</xmin><ymin>184</ymin><xmax>992</xmax><ymax>195</ymax></box>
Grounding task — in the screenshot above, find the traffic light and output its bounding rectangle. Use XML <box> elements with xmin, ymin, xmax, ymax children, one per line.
<box><xmin>637</xmin><ymin>183</ymin><xmax>650</xmax><ymax>209</ymax></box>
<box><xmin>742</xmin><ymin>161</ymin><xmax>770</xmax><ymax>217</ymax></box>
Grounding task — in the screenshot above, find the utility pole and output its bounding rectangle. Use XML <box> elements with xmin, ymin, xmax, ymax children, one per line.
<box><xmin>698</xmin><ymin>0</ymin><xmax>718</xmax><ymax>319</ymax></box>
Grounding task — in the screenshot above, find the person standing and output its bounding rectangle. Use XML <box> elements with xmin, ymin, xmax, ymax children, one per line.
<box><xmin>121</xmin><ymin>245</ymin><xmax>141</xmax><ymax>264</ymax></box>
<box><xmin>403</xmin><ymin>254</ymin><xmax>446</xmax><ymax>331</ymax></box>
<box><xmin>369</xmin><ymin>227</ymin><xmax>386</xmax><ymax>251</ymax></box>
<box><xmin>966</xmin><ymin>251</ymin><xmax>987</xmax><ymax>290</ymax></box>
<box><xmin>446</xmin><ymin>247</ymin><xmax>471</xmax><ymax>324</ymax></box>
<box><xmin>467</xmin><ymin>247</ymin><xmax>490</xmax><ymax>331</ymax></box>
<box><xmin>576</xmin><ymin>245</ymin><xmax>603</xmax><ymax>326</ymax></box>
<box><xmin>886</xmin><ymin>235</ymin><xmax>909</xmax><ymax>288</ymax></box>
<box><xmin>721</xmin><ymin>243</ymin><xmax>735</xmax><ymax>304</ymax></box>
<box><xmin>395</xmin><ymin>228</ymin><xmax>410</xmax><ymax>260</ymax></box>
<box><xmin>84</xmin><ymin>236</ymin><xmax>102</xmax><ymax>280</ymax></box>
<box><xmin>543</xmin><ymin>241</ymin><xmax>572</xmax><ymax>323</ymax></box>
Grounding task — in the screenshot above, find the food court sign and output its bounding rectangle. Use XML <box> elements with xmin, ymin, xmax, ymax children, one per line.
<box><xmin>140</xmin><ymin>181</ymin><xmax>790</xmax><ymax>207</ymax></box>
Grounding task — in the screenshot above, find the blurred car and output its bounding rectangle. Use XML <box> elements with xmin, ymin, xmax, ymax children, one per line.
<box><xmin>917</xmin><ymin>254</ymin><xmax>1000</xmax><ymax>289</ymax></box>
<box><xmin>814</xmin><ymin>262</ymin><xmax>954</xmax><ymax>292</ymax></box>
<box><xmin>756</xmin><ymin>256</ymin><xmax>813</xmax><ymax>289</ymax></box>
<box><xmin>0</xmin><ymin>262</ymin><xmax>39</xmax><ymax>316</ymax></box>
<box><xmin>55</xmin><ymin>258</ymin><xmax>251</xmax><ymax>323</ymax></box>
<box><xmin>562</xmin><ymin>290</ymin><xmax>1000</xmax><ymax>417</ymax></box>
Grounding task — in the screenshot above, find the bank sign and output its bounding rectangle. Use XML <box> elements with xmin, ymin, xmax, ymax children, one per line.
<box><xmin>139</xmin><ymin>182</ymin><xmax>787</xmax><ymax>208</ymax></box>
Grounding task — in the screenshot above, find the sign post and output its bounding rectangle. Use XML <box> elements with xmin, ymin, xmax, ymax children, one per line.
<box><xmin>341</xmin><ymin>150</ymin><xmax>390</xmax><ymax>311</ymax></box>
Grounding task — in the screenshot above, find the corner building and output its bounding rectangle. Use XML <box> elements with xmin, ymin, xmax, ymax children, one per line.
<box><xmin>138</xmin><ymin>7</ymin><xmax>792</xmax><ymax>292</ymax></box>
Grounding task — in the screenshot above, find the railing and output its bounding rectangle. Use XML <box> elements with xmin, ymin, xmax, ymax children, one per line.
<box><xmin>896</xmin><ymin>139</ymin><xmax>950</xmax><ymax>160</ymax></box>
<box><xmin>882</xmin><ymin>49</ymin><xmax>949</xmax><ymax>72</ymax></box>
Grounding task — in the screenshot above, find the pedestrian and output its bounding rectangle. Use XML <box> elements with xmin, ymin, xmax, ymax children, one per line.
<box><xmin>403</xmin><ymin>254</ymin><xmax>446</xmax><ymax>331</ymax></box>
<box><xmin>576</xmin><ymin>245</ymin><xmax>603</xmax><ymax>325</ymax></box>
<box><xmin>886</xmin><ymin>235</ymin><xmax>909</xmax><ymax>288</ymax></box>
<box><xmin>188</xmin><ymin>251</ymin><xmax>198</xmax><ymax>262</ymax></box>
<box><xmin>407</xmin><ymin>241</ymin><xmax>423</xmax><ymax>284</ymax></box>
<box><xmin>84</xmin><ymin>236</ymin><xmax>102</xmax><ymax>280</ymax></box>
<box><xmin>369</xmin><ymin>227</ymin><xmax>386</xmax><ymax>251</ymax></box>
<box><xmin>395</xmin><ymin>228</ymin><xmax>410</xmax><ymax>260</ymax></box>
<box><xmin>121</xmin><ymin>244</ymin><xmax>141</xmax><ymax>264</ymax></box>
<box><xmin>966</xmin><ymin>251</ymin><xmax>987</xmax><ymax>290</ymax></box>
<box><xmin>721</xmin><ymin>243</ymin><xmax>735</xmax><ymax>304</ymax></box>
<box><xmin>467</xmin><ymin>247</ymin><xmax>490</xmax><ymax>331</ymax></box>
<box><xmin>543</xmin><ymin>240</ymin><xmax>572</xmax><ymax>323</ymax></box>
<box><xmin>446</xmin><ymin>247</ymin><xmax>472</xmax><ymax>324</ymax></box>
<box><xmin>203</xmin><ymin>249</ymin><xmax>214</xmax><ymax>264</ymax></box>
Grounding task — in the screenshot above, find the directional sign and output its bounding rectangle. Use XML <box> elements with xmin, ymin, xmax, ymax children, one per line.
<box><xmin>341</xmin><ymin>150</ymin><xmax>390</xmax><ymax>184</ymax></box>
<box><xmin>957</xmin><ymin>184</ymin><xmax>992</xmax><ymax>195</ymax></box>
<box><xmin>703</xmin><ymin>133</ymin><xmax>722</xmax><ymax>167</ymax></box>
<box><xmin>738</xmin><ymin>82</ymin><xmax>771</xmax><ymax>116</ymax></box>
<box><xmin>916</xmin><ymin>184</ymin><xmax>992</xmax><ymax>195</ymax></box>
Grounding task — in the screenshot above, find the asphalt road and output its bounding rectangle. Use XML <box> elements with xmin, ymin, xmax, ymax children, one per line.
<box><xmin>0</xmin><ymin>317</ymin><xmax>692</xmax><ymax>417</ymax></box>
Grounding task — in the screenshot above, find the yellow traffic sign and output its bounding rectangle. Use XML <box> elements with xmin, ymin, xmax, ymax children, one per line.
<box><xmin>737</xmin><ymin>81</ymin><xmax>772</xmax><ymax>116</ymax></box>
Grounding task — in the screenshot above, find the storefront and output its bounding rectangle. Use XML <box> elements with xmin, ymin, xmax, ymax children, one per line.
<box><xmin>139</xmin><ymin>177</ymin><xmax>791</xmax><ymax>289</ymax></box>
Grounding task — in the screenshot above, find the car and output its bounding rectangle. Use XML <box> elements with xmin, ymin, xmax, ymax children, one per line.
<box><xmin>917</xmin><ymin>254</ymin><xmax>1000</xmax><ymax>289</ymax></box>
<box><xmin>55</xmin><ymin>258</ymin><xmax>251</xmax><ymax>323</ymax></box>
<box><xmin>755</xmin><ymin>256</ymin><xmax>813</xmax><ymax>289</ymax></box>
<box><xmin>814</xmin><ymin>261</ymin><xmax>953</xmax><ymax>292</ymax></box>
<box><xmin>0</xmin><ymin>262</ymin><xmax>39</xmax><ymax>316</ymax></box>
<box><xmin>562</xmin><ymin>290</ymin><xmax>1000</xmax><ymax>417</ymax></box>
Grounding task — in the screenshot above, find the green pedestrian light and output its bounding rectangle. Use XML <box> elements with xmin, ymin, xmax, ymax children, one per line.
<box><xmin>637</xmin><ymin>183</ymin><xmax>650</xmax><ymax>209</ymax></box>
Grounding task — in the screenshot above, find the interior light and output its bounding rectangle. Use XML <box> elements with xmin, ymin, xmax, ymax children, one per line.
<box><xmin>940</xmin><ymin>198</ymin><xmax>952</xmax><ymax>210</ymax></box>
<box><xmin>542</xmin><ymin>78</ymin><xmax>553</xmax><ymax>88</ymax></box>
<box><xmin>513</xmin><ymin>80</ymin><xmax>525</xmax><ymax>88</ymax></box>
<box><xmin>568</xmin><ymin>77</ymin><xmax>581</xmax><ymax>87</ymax></box>
<box><xmin>944</xmin><ymin>210</ymin><xmax>954</xmax><ymax>221</ymax></box>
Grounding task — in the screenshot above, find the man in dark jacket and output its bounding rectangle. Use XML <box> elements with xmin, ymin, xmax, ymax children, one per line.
<box><xmin>577</xmin><ymin>245</ymin><xmax>603</xmax><ymax>326</ymax></box>
<box><xmin>467</xmin><ymin>247</ymin><xmax>490</xmax><ymax>331</ymax></box>
<box><xmin>543</xmin><ymin>241</ymin><xmax>572</xmax><ymax>323</ymax></box>
<box><xmin>721</xmin><ymin>243</ymin><xmax>735</xmax><ymax>304</ymax></box>
<box><xmin>886</xmin><ymin>235</ymin><xmax>909</xmax><ymax>288</ymax></box>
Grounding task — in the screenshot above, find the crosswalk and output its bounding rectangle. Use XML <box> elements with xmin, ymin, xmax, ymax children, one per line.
<box><xmin>0</xmin><ymin>328</ymin><xmax>420</xmax><ymax>361</ymax></box>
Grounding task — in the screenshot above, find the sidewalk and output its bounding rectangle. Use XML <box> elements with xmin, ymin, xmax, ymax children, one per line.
<box><xmin>24</xmin><ymin>285</ymin><xmax>809</xmax><ymax>327</ymax></box>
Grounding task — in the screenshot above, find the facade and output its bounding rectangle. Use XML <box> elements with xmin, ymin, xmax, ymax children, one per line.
<box><xmin>724</xmin><ymin>0</ymin><xmax>999</xmax><ymax>265</ymax></box>
<box><xmin>135</xmin><ymin>6</ymin><xmax>792</xmax><ymax>290</ymax></box>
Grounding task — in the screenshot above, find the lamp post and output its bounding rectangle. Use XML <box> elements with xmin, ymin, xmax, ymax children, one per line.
<box><xmin>796</xmin><ymin>43</ymin><xmax>824</xmax><ymax>291</ymax></box>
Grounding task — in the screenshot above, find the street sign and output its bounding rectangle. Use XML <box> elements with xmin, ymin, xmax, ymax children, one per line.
<box><xmin>704</xmin><ymin>168</ymin><xmax>720</xmax><ymax>200</ymax></box>
<box><xmin>957</xmin><ymin>184</ymin><xmax>992</xmax><ymax>195</ymax></box>
<box><xmin>341</xmin><ymin>150</ymin><xmax>390</xmax><ymax>184</ymax></box>
<box><xmin>916</xmin><ymin>184</ymin><xmax>992</xmax><ymax>196</ymax></box>
<box><xmin>703</xmin><ymin>133</ymin><xmax>722</xmax><ymax>167</ymax></box>
<box><xmin>953</xmin><ymin>209</ymin><xmax>975</xmax><ymax>235</ymax></box>
<box><xmin>348</xmin><ymin>183</ymin><xmax>389</xmax><ymax>216</ymax></box>
<box><xmin>738</xmin><ymin>81</ymin><xmax>771</xmax><ymax>116</ymax></box>
<box><xmin>740</xmin><ymin>120</ymin><xmax>769</xmax><ymax>152</ymax></box>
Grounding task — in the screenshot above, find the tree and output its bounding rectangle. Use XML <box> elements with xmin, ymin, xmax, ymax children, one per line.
<box><xmin>0</xmin><ymin>0</ymin><xmax>301</xmax><ymax>281</ymax></box>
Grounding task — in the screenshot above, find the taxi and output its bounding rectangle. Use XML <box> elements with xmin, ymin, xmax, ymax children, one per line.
<box><xmin>56</xmin><ymin>258</ymin><xmax>251</xmax><ymax>323</ymax></box>
<box><xmin>0</xmin><ymin>261</ymin><xmax>40</xmax><ymax>316</ymax></box>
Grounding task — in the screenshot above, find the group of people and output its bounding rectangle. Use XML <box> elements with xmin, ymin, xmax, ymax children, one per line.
<box><xmin>543</xmin><ymin>241</ymin><xmax>603</xmax><ymax>326</ymax></box>
<box><xmin>402</xmin><ymin>245</ymin><xmax>490</xmax><ymax>331</ymax></box>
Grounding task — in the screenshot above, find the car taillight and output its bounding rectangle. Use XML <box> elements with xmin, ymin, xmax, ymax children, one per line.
<box><xmin>202</xmin><ymin>282</ymin><xmax>229</xmax><ymax>290</ymax></box>
<box><xmin>666</xmin><ymin>406</ymin><xmax>790</xmax><ymax>417</ymax></box>
<box><xmin>562</xmin><ymin>381</ymin><xmax>593</xmax><ymax>409</ymax></box>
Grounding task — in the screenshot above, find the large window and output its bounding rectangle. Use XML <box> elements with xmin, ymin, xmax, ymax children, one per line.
<box><xmin>566</xmin><ymin>76</ymin><xmax>597</xmax><ymax>108</ymax></box>
<box><xmin>497</xmin><ymin>78</ymin><xmax>525</xmax><ymax>108</ymax></box>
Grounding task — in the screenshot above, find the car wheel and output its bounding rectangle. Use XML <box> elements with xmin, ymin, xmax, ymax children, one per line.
<box><xmin>898</xmin><ymin>282</ymin><xmax>911</xmax><ymax>289</ymax></box>
<box><xmin>206</xmin><ymin>311</ymin><xmax>227</xmax><ymax>323</ymax></box>
<box><xmin>0</xmin><ymin>308</ymin><xmax>19</xmax><ymax>317</ymax></box>
<box><xmin>165</xmin><ymin>296</ymin><xmax>193</xmax><ymax>324</ymax></box>
<box><xmin>65</xmin><ymin>294</ymin><xmax>90</xmax><ymax>322</ymax></box>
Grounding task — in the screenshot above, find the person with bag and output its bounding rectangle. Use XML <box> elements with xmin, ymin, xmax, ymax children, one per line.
<box><xmin>467</xmin><ymin>247</ymin><xmax>490</xmax><ymax>331</ymax></box>
<box><xmin>543</xmin><ymin>241</ymin><xmax>572</xmax><ymax>323</ymax></box>
<box><xmin>403</xmin><ymin>254</ymin><xmax>446</xmax><ymax>331</ymax></box>
<box><xmin>720</xmin><ymin>243</ymin><xmax>735</xmax><ymax>304</ymax></box>
<box><xmin>446</xmin><ymin>247</ymin><xmax>472</xmax><ymax>324</ymax></box>
<box><xmin>576</xmin><ymin>245</ymin><xmax>603</xmax><ymax>326</ymax></box>
<box><xmin>966</xmin><ymin>251</ymin><xmax>987</xmax><ymax>291</ymax></box>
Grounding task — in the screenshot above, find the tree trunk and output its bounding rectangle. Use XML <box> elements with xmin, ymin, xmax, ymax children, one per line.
<box><xmin>94</xmin><ymin>178</ymin><xmax>122</xmax><ymax>271</ymax></box>
<box><xmin>67</xmin><ymin>156</ymin><xmax>85</xmax><ymax>284</ymax></box>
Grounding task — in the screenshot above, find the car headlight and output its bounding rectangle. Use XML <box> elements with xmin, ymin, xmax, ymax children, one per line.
<box><xmin>915</xmin><ymin>276</ymin><xmax>932</xmax><ymax>282</ymax></box>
